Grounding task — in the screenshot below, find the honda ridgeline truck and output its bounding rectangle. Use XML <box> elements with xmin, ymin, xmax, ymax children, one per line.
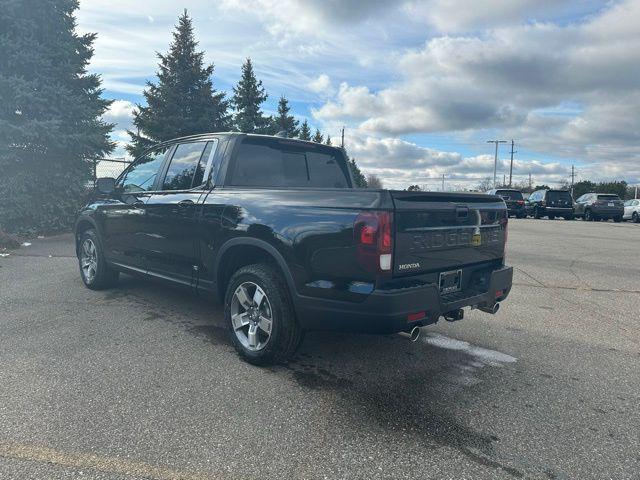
<box><xmin>75</xmin><ymin>133</ymin><xmax>513</xmax><ymax>364</ymax></box>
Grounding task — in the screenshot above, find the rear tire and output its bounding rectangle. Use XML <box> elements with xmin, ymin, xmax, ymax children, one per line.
<box><xmin>548</xmin><ymin>215</ymin><xmax>555</xmax><ymax>220</ymax></box>
<box><xmin>78</xmin><ymin>229</ymin><xmax>119</xmax><ymax>290</ymax></box>
<box><xmin>224</xmin><ymin>263</ymin><xmax>303</xmax><ymax>365</ymax></box>
<box><xmin>614</xmin><ymin>216</ymin><xmax>622</xmax><ymax>223</ymax></box>
<box><xmin>584</xmin><ymin>209</ymin><xmax>593</xmax><ymax>221</ymax></box>
<box><xmin>564</xmin><ymin>214</ymin><xmax>574</xmax><ymax>220</ymax></box>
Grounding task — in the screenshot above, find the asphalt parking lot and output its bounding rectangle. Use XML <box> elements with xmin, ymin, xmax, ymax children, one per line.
<box><xmin>1</xmin><ymin>219</ymin><xmax>639</xmax><ymax>479</ymax></box>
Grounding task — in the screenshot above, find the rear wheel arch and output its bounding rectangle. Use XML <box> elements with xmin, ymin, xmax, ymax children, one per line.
<box><xmin>214</xmin><ymin>238</ymin><xmax>297</xmax><ymax>304</ymax></box>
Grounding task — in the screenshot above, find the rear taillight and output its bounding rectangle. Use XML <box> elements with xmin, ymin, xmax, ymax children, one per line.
<box><xmin>354</xmin><ymin>211</ymin><xmax>393</xmax><ymax>274</ymax></box>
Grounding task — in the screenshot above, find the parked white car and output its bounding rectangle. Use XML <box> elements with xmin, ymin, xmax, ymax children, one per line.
<box><xmin>623</xmin><ymin>199</ymin><xmax>640</xmax><ymax>222</ymax></box>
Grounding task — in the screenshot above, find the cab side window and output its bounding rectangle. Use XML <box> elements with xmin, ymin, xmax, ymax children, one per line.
<box><xmin>119</xmin><ymin>147</ymin><xmax>168</xmax><ymax>193</ymax></box>
<box><xmin>162</xmin><ymin>141</ymin><xmax>215</xmax><ymax>191</ymax></box>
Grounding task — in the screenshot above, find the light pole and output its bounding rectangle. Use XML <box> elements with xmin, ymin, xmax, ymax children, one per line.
<box><xmin>487</xmin><ymin>140</ymin><xmax>507</xmax><ymax>187</ymax></box>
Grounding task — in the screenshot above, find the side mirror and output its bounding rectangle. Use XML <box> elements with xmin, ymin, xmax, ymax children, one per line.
<box><xmin>96</xmin><ymin>177</ymin><xmax>116</xmax><ymax>194</ymax></box>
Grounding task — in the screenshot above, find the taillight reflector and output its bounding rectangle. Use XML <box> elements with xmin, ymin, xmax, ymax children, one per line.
<box><xmin>407</xmin><ymin>311</ymin><xmax>425</xmax><ymax>322</ymax></box>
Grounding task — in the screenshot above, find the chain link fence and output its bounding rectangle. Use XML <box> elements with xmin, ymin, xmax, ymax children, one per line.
<box><xmin>91</xmin><ymin>157</ymin><xmax>131</xmax><ymax>186</ymax></box>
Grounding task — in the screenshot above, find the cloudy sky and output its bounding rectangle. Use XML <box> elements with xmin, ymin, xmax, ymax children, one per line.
<box><xmin>77</xmin><ymin>0</ymin><xmax>640</xmax><ymax>190</ymax></box>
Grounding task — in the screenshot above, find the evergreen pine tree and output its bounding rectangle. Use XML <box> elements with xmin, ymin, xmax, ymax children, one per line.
<box><xmin>312</xmin><ymin>129</ymin><xmax>324</xmax><ymax>143</ymax></box>
<box><xmin>0</xmin><ymin>0</ymin><xmax>114</xmax><ymax>234</ymax></box>
<box><xmin>299</xmin><ymin>120</ymin><xmax>312</xmax><ymax>141</ymax></box>
<box><xmin>325</xmin><ymin>135</ymin><xmax>332</xmax><ymax>146</ymax></box>
<box><xmin>273</xmin><ymin>96</ymin><xmax>299</xmax><ymax>137</ymax></box>
<box><xmin>347</xmin><ymin>157</ymin><xmax>368</xmax><ymax>188</ymax></box>
<box><xmin>127</xmin><ymin>11</ymin><xmax>229</xmax><ymax>157</ymax></box>
<box><xmin>232</xmin><ymin>58</ymin><xmax>270</xmax><ymax>133</ymax></box>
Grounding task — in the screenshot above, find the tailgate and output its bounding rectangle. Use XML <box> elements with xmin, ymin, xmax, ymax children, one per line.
<box><xmin>391</xmin><ymin>191</ymin><xmax>507</xmax><ymax>275</ymax></box>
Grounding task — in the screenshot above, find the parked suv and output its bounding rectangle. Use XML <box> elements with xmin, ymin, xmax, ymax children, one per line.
<box><xmin>527</xmin><ymin>189</ymin><xmax>574</xmax><ymax>220</ymax></box>
<box><xmin>75</xmin><ymin>133</ymin><xmax>512</xmax><ymax>365</ymax></box>
<box><xmin>486</xmin><ymin>189</ymin><xmax>526</xmax><ymax>218</ymax></box>
<box><xmin>575</xmin><ymin>193</ymin><xmax>624</xmax><ymax>222</ymax></box>
<box><xmin>623</xmin><ymin>199</ymin><xmax>640</xmax><ymax>223</ymax></box>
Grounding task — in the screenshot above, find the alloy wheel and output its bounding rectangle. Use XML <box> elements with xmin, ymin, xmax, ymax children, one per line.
<box><xmin>230</xmin><ymin>282</ymin><xmax>273</xmax><ymax>351</ymax></box>
<box><xmin>80</xmin><ymin>238</ymin><xmax>98</xmax><ymax>283</ymax></box>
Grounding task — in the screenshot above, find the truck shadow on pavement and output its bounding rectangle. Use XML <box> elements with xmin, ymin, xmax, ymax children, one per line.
<box><xmin>102</xmin><ymin>274</ymin><xmax>560</xmax><ymax>480</ymax></box>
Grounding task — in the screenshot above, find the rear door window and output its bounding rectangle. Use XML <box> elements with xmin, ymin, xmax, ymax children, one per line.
<box><xmin>229</xmin><ymin>137</ymin><xmax>350</xmax><ymax>188</ymax></box>
<box><xmin>162</xmin><ymin>142</ymin><xmax>210</xmax><ymax>191</ymax></box>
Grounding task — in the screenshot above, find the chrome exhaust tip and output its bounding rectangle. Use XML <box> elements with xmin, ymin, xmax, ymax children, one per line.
<box><xmin>478</xmin><ymin>303</ymin><xmax>500</xmax><ymax>314</ymax></box>
<box><xmin>398</xmin><ymin>326</ymin><xmax>421</xmax><ymax>342</ymax></box>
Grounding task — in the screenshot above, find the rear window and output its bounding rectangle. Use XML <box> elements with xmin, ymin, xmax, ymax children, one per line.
<box><xmin>547</xmin><ymin>191</ymin><xmax>572</xmax><ymax>201</ymax></box>
<box><xmin>495</xmin><ymin>190</ymin><xmax>523</xmax><ymax>200</ymax></box>
<box><xmin>597</xmin><ymin>194</ymin><xmax>620</xmax><ymax>200</ymax></box>
<box><xmin>229</xmin><ymin>137</ymin><xmax>350</xmax><ymax>188</ymax></box>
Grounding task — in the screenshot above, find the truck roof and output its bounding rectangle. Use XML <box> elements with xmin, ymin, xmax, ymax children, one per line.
<box><xmin>149</xmin><ymin>132</ymin><xmax>343</xmax><ymax>152</ymax></box>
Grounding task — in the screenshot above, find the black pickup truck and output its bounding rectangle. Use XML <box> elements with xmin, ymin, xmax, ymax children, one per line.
<box><xmin>76</xmin><ymin>133</ymin><xmax>512</xmax><ymax>364</ymax></box>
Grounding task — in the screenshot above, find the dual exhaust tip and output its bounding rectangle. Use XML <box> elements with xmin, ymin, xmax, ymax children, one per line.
<box><xmin>398</xmin><ymin>303</ymin><xmax>500</xmax><ymax>342</ymax></box>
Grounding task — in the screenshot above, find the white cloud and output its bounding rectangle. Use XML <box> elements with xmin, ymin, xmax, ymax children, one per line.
<box><xmin>307</xmin><ymin>74</ymin><xmax>333</xmax><ymax>95</ymax></box>
<box><xmin>102</xmin><ymin>100</ymin><xmax>135</xmax><ymax>126</ymax></box>
<box><xmin>101</xmin><ymin>101</ymin><xmax>135</xmax><ymax>158</ymax></box>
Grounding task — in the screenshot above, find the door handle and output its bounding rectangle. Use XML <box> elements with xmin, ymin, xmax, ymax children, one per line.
<box><xmin>178</xmin><ymin>199</ymin><xmax>195</xmax><ymax>207</ymax></box>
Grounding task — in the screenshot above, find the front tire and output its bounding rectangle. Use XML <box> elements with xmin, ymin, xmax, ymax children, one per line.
<box><xmin>564</xmin><ymin>214</ymin><xmax>574</xmax><ymax>220</ymax></box>
<box><xmin>224</xmin><ymin>263</ymin><xmax>303</xmax><ymax>365</ymax></box>
<box><xmin>534</xmin><ymin>207</ymin><xmax>541</xmax><ymax>219</ymax></box>
<box><xmin>614</xmin><ymin>216</ymin><xmax>622</xmax><ymax>223</ymax></box>
<box><xmin>548</xmin><ymin>214</ymin><xmax>555</xmax><ymax>220</ymax></box>
<box><xmin>78</xmin><ymin>229</ymin><xmax>119</xmax><ymax>290</ymax></box>
<box><xmin>633</xmin><ymin>212</ymin><xmax>639</xmax><ymax>223</ymax></box>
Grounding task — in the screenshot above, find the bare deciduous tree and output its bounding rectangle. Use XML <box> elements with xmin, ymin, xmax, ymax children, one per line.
<box><xmin>366</xmin><ymin>174</ymin><xmax>383</xmax><ymax>189</ymax></box>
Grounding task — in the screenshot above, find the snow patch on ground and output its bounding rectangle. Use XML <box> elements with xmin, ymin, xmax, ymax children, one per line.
<box><xmin>423</xmin><ymin>333</ymin><xmax>517</xmax><ymax>365</ymax></box>
<box><xmin>422</xmin><ymin>333</ymin><xmax>517</xmax><ymax>385</ymax></box>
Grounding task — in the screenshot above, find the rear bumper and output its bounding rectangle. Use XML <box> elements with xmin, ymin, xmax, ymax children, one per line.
<box><xmin>543</xmin><ymin>207</ymin><xmax>574</xmax><ymax>215</ymax></box>
<box><xmin>591</xmin><ymin>207</ymin><xmax>624</xmax><ymax>218</ymax></box>
<box><xmin>295</xmin><ymin>266</ymin><xmax>513</xmax><ymax>333</ymax></box>
<box><xmin>506</xmin><ymin>205</ymin><xmax>525</xmax><ymax>215</ymax></box>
